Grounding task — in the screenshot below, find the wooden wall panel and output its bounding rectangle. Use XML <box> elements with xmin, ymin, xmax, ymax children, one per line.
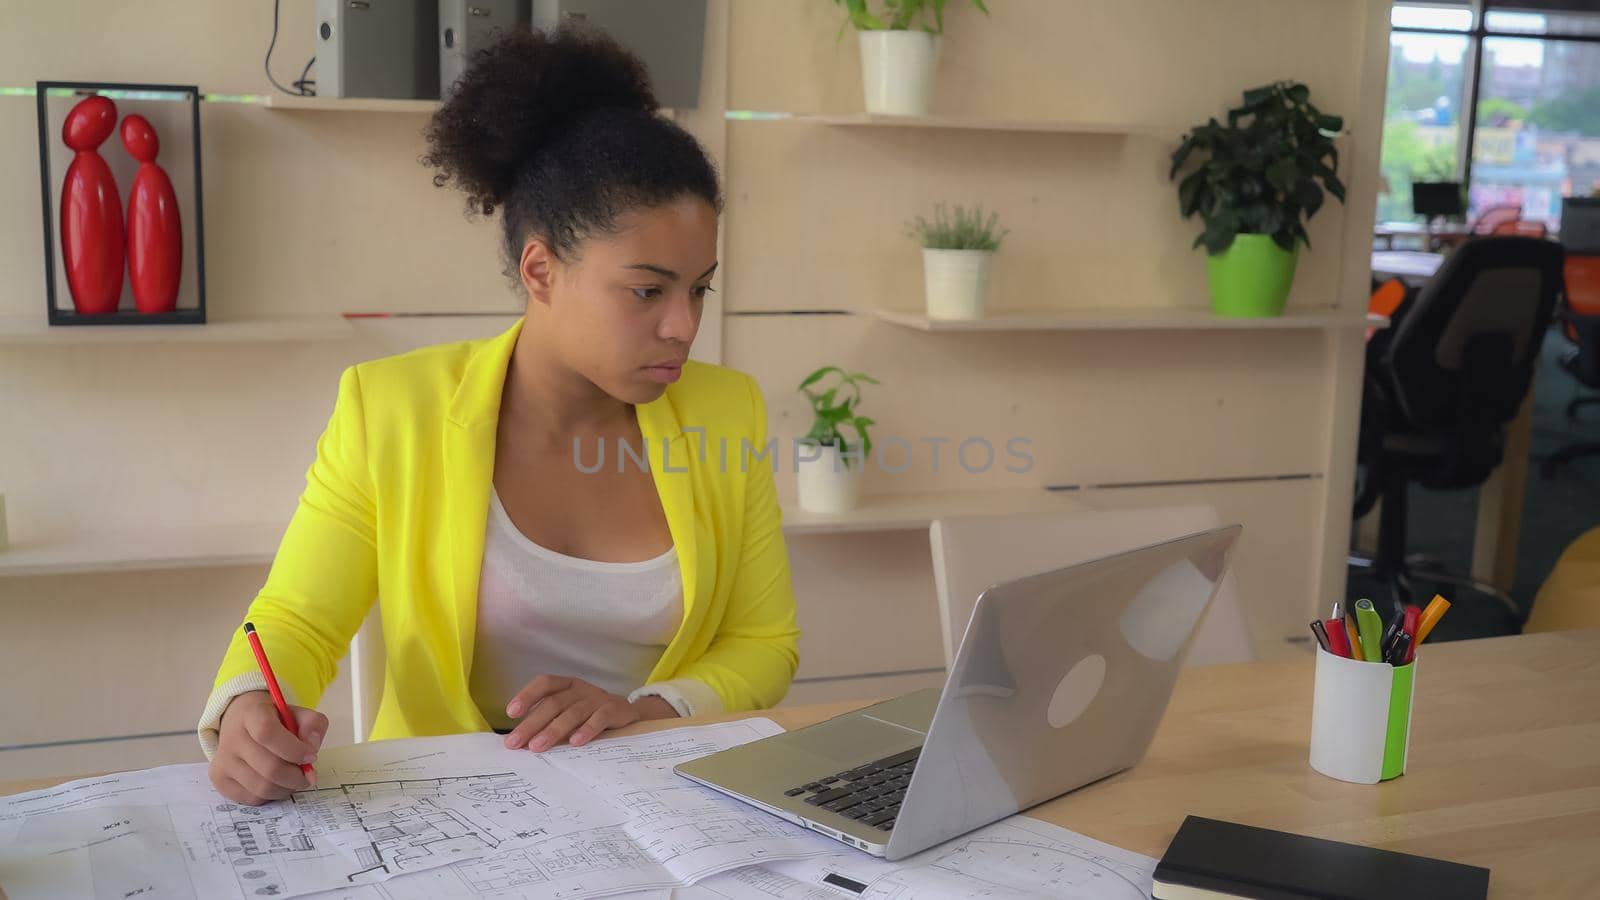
<box><xmin>0</xmin><ymin>566</ymin><xmax>355</xmax><ymax>768</ymax></box>
<box><xmin>788</xmin><ymin>531</ymin><xmax>946</xmax><ymax>681</ymax></box>
<box><xmin>727</xmin><ymin>314</ymin><xmax>1332</xmax><ymax>495</ymax></box>
<box><xmin>728</xmin><ymin>0</ymin><xmax>1366</xmax><ymax>125</ymax></box>
<box><xmin>723</xmin><ymin>122</ymin><xmax>1348</xmax><ymax>315</ymax></box>
<box><xmin>1075</xmin><ymin>478</ymin><xmax>1327</xmax><ymax>658</ymax></box>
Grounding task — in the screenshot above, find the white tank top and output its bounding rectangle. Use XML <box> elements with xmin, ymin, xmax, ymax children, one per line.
<box><xmin>469</xmin><ymin>487</ymin><xmax>684</xmax><ymax>732</ymax></box>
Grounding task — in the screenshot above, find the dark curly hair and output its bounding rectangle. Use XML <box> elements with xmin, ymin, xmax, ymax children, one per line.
<box><xmin>421</xmin><ymin>20</ymin><xmax>723</xmax><ymax>286</ymax></box>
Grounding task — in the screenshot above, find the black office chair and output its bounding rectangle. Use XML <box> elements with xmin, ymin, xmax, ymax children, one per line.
<box><xmin>1541</xmin><ymin>255</ymin><xmax>1600</xmax><ymax>476</ymax></box>
<box><xmin>1351</xmin><ymin>236</ymin><xmax>1566</xmax><ymax>622</ymax></box>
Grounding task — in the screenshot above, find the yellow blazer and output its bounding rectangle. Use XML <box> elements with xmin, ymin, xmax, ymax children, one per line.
<box><xmin>210</xmin><ymin>319</ymin><xmax>800</xmax><ymax>740</ymax></box>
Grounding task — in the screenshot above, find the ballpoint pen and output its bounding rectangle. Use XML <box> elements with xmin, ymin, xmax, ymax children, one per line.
<box><xmin>1322</xmin><ymin>616</ymin><xmax>1352</xmax><ymax>658</ymax></box>
<box><xmin>1400</xmin><ymin>606</ymin><xmax>1422</xmax><ymax>662</ymax></box>
<box><xmin>1310</xmin><ymin>620</ymin><xmax>1332</xmax><ymax>653</ymax></box>
<box><xmin>1380</xmin><ymin>611</ymin><xmax>1402</xmax><ymax>655</ymax></box>
<box><xmin>1386</xmin><ymin>631</ymin><xmax>1414</xmax><ymax>667</ymax></box>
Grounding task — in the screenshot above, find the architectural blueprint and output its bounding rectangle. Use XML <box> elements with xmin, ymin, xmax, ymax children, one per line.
<box><xmin>0</xmin><ymin>734</ymin><xmax>617</xmax><ymax>900</ymax></box>
<box><xmin>678</xmin><ymin>816</ymin><xmax>1158</xmax><ymax>899</ymax></box>
<box><xmin>297</xmin><ymin>719</ymin><xmax>842</xmax><ymax>900</ymax></box>
<box><xmin>2</xmin><ymin>720</ymin><xmax>1153</xmax><ymax>899</ymax></box>
<box><xmin>0</xmin><ymin>762</ymin><xmax>386</xmax><ymax>900</ymax></box>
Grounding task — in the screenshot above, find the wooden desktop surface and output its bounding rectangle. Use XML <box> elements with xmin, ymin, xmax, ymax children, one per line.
<box><xmin>4</xmin><ymin>630</ymin><xmax>1597</xmax><ymax>898</ymax></box>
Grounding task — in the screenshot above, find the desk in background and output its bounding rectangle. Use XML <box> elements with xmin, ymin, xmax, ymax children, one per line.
<box><xmin>1371</xmin><ymin>249</ymin><xmax>1444</xmax><ymax>286</ymax></box>
<box><xmin>4</xmin><ymin>630</ymin><xmax>1597</xmax><ymax>899</ymax></box>
<box><xmin>1375</xmin><ymin>220</ymin><xmax>1474</xmax><ymax>252</ymax></box>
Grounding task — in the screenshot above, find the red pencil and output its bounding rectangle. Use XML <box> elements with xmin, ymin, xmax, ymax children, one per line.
<box><xmin>243</xmin><ymin>622</ymin><xmax>314</xmax><ymax>778</ymax></box>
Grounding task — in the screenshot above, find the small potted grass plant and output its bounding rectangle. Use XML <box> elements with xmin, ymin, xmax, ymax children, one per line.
<box><xmin>796</xmin><ymin>366</ymin><xmax>878</xmax><ymax>513</ymax></box>
<box><xmin>1170</xmin><ymin>80</ymin><xmax>1346</xmax><ymax>317</ymax></box>
<box><xmin>906</xmin><ymin>202</ymin><xmax>1009</xmax><ymax>320</ymax></box>
<box><xmin>828</xmin><ymin>0</ymin><xmax>991</xmax><ymax>116</ymax></box>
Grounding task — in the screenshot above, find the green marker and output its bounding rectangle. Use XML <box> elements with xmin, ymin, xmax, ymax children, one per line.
<box><xmin>1354</xmin><ymin>598</ymin><xmax>1384</xmax><ymax>663</ymax></box>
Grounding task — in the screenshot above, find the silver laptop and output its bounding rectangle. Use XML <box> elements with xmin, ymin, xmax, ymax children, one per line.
<box><xmin>675</xmin><ymin>524</ymin><xmax>1241</xmax><ymax>860</ymax></box>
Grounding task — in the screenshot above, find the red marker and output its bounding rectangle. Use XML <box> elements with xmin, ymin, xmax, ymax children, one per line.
<box><xmin>1323</xmin><ymin>617</ymin><xmax>1352</xmax><ymax>658</ymax></box>
<box><xmin>1401</xmin><ymin>605</ymin><xmax>1422</xmax><ymax>664</ymax></box>
<box><xmin>243</xmin><ymin>622</ymin><xmax>314</xmax><ymax>778</ymax></box>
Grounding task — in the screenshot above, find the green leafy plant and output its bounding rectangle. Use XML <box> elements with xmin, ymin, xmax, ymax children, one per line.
<box><xmin>904</xmin><ymin>202</ymin><xmax>1009</xmax><ymax>251</ymax></box>
<box><xmin>1170</xmin><ymin>81</ymin><xmax>1347</xmax><ymax>255</ymax></box>
<box><xmin>828</xmin><ymin>0</ymin><xmax>990</xmax><ymax>40</ymax></box>
<box><xmin>798</xmin><ymin>366</ymin><xmax>879</xmax><ymax>467</ymax></box>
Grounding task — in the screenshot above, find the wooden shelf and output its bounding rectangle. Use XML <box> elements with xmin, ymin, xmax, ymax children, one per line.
<box><xmin>0</xmin><ymin>315</ymin><xmax>355</xmax><ymax>344</ymax></box>
<box><xmin>732</xmin><ymin>110</ymin><xmax>1179</xmax><ymax>137</ymax></box>
<box><xmin>780</xmin><ymin>488</ymin><xmax>1081</xmax><ymax>535</ymax></box>
<box><xmin>868</xmin><ymin>307</ymin><xmax>1387</xmax><ymax>332</ymax></box>
<box><xmin>0</xmin><ymin>523</ymin><xmax>285</xmax><ymax>578</ymax></box>
<box><xmin>262</xmin><ymin>95</ymin><xmax>440</xmax><ymax>114</ymax></box>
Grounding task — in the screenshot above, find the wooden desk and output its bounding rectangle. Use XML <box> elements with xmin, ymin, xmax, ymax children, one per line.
<box><xmin>4</xmin><ymin>631</ymin><xmax>1597</xmax><ymax>899</ymax></box>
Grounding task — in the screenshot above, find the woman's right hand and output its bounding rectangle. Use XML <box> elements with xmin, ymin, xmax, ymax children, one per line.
<box><xmin>208</xmin><ymin>690</ymin><xmax>328</xmax><ymax>805</ymax></box>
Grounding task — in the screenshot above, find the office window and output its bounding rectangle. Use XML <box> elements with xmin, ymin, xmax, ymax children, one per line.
<box><xmin>1485</xmin><ymin>2</ymin><xmax>1600</xmax><ymax>37</ymax></box>
<box><xmin>1380</xmin><ymin>0</ymin><xmax>1600</xmax><ymax>230</ymax></box>
<box><xmin>1473</xmin><ymin>36</ymin><xmax>1600</xmax><ymax>226</ymax></box>
<box><xmin>1380</xmin><ymin>4</ymin><xmax>1473</xmax><ymax>222</ymax></box>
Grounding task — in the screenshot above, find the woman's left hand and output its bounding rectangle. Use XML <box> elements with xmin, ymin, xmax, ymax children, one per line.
<box><xmin>503</xmin><ymin>675</ymin><xmax>673</xmax><ymax>751</ymax></box>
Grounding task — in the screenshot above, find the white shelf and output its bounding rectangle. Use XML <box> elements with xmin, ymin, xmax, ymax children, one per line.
<box><xmin>0</xmin><ymin>523</ymin><xmax>285</xmax><ymax>578</ymax></box>
<box><xmin>868</xmin><ymin>307</ymin><xmax>1387</xmax><ymax>332</ymax></box>
<box><xmin>263</xmin><ymin>95</ymin><xmax>440</xmax><ymax>114</ymax></box>
<box><xmin>780</xmin><ymin>488</ymin><xmax>1081</xmax><ymax>535</ymax></box>
<box><xmin>0</xmin><ymin>315</ymin><xmax>355</xmax><ymax>344</ymax></box>
<box><xmin>743</xmin><ymin>111</ymin><xmax>1179</xmax><ymax>137</ymax></box>
<box><xmin>262</xmin><ymin>95</ymin><xmax>684</xmax><ymax>117</ymax></box>
<box><xmin>0</xmin><ymin>490</ymin><xmax>1082</xmax><ymax>575</ymax></box>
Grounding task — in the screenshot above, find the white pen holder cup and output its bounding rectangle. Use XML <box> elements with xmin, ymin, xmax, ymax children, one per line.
<box><xmin>1309</xmin><ymin>645</ymin><xmax>1417</xmax><ymax>784</ymax></box>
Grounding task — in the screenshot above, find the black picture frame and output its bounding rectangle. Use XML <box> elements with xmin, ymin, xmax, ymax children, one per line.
<box><xmin>36</xmin><ymin>80</ymin><xmax>208</xmax><ymax>326</ymax></box>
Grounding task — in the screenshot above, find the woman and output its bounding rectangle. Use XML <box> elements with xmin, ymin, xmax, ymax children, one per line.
<box><xmin>200</xmin><ymin>22</ymin><xmax>799</xmax><ymax>806</ymax></box>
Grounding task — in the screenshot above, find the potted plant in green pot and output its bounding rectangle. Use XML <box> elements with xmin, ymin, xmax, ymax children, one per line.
<box><xmin>828</xmin><ymin>0</ymin><xmax>991</xmax><ymax>116</ymax></box>
<box><xmin>796</xmin><ymin>366</ymin><xmax>878</xmax><ymax>513</ymax></box>
<box><xmin>906</xmin><ymin>202</ymin><xmax>1009</xmax><ymax>320</ymax></box>
<box><xmin>1170</xmin><ymin>80</ymin><xmax>1346</xmax><ymax>317</ymax></box>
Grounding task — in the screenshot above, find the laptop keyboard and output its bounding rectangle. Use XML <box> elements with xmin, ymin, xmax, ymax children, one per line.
<box><xmin>782</xmin><ymin>747</ymin><xmax>921</xmax><ymax>832</ymax></box>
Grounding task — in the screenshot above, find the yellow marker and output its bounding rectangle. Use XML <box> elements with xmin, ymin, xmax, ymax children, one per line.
<box><xmin>1414</xmin><ymin>594</ymin><xmax>1452</xmax><ymax>646</ymax></box>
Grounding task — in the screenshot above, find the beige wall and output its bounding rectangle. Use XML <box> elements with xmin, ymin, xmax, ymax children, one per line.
<box><xmin>0</xmin><ymin>1</ymin><xmax>1390</xmax><ymax>779</ymax></box>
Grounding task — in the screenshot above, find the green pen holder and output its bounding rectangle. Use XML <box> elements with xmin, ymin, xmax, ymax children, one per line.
<box><xmin>1308</xmin><ymin>645</ymin><xmax>1416</xmax><ymax>784</ymax></box>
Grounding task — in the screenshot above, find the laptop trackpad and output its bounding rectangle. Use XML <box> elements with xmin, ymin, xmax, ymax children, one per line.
<box><xmin>783</xmin><ymin>715</ymin><xmax>922</xmax><ymax>766</ymax></box>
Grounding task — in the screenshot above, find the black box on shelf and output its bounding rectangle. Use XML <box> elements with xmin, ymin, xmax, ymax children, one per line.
<box><xmin>36</xmin><ymin>81</ymin><xmax>208</xmax><ymax>327</ymax></box>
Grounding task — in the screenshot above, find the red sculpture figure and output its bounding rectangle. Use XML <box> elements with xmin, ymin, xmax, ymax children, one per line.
<box><xmin>60</xmin><ymin>95</ymin><xmax>125</xmax><ymax>315</ymax></box>
<box><xmin>120</xmin><ymin>114</ymin><xmax>182</xmax><ymax>314</ymax></box>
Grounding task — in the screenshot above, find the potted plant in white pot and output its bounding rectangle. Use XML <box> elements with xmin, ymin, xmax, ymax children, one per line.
<box><xmin>1170</xmin><ymin>80</ymin><xmax>1346</xmax><ymax>317</ymax></box>
<box><xmin>796</xmin><ymin>366</ymin><xmax>878</xmax><ymax>513</ymax></box>
<box><xmin>828</xmin><ymin>0</ymin><xmax>991</xmax><ymax>116</ymax></box>
<box><xmin>906</xmin><ymin>202</ymin><xmax>1009</xmax><ymax>320</ymax></box>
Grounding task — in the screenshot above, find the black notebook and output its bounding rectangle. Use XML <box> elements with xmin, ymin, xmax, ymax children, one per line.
<box><xmin>1151</xmin><ymin>816</ymin><xmax>1489</xmax><ymax>900</ymax></box>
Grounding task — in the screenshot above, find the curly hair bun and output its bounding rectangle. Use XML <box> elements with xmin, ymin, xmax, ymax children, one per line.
<box><xmin>423</xmin><ymin>20</ymin><xmax>659</xmax><ymax>215</ymax></box>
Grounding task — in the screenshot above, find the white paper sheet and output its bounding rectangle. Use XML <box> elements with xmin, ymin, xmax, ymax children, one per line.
<box><xmin>676</xmin><ymin>816</ymin><xmax>1158</xmax><ymax>900</ymax></box>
